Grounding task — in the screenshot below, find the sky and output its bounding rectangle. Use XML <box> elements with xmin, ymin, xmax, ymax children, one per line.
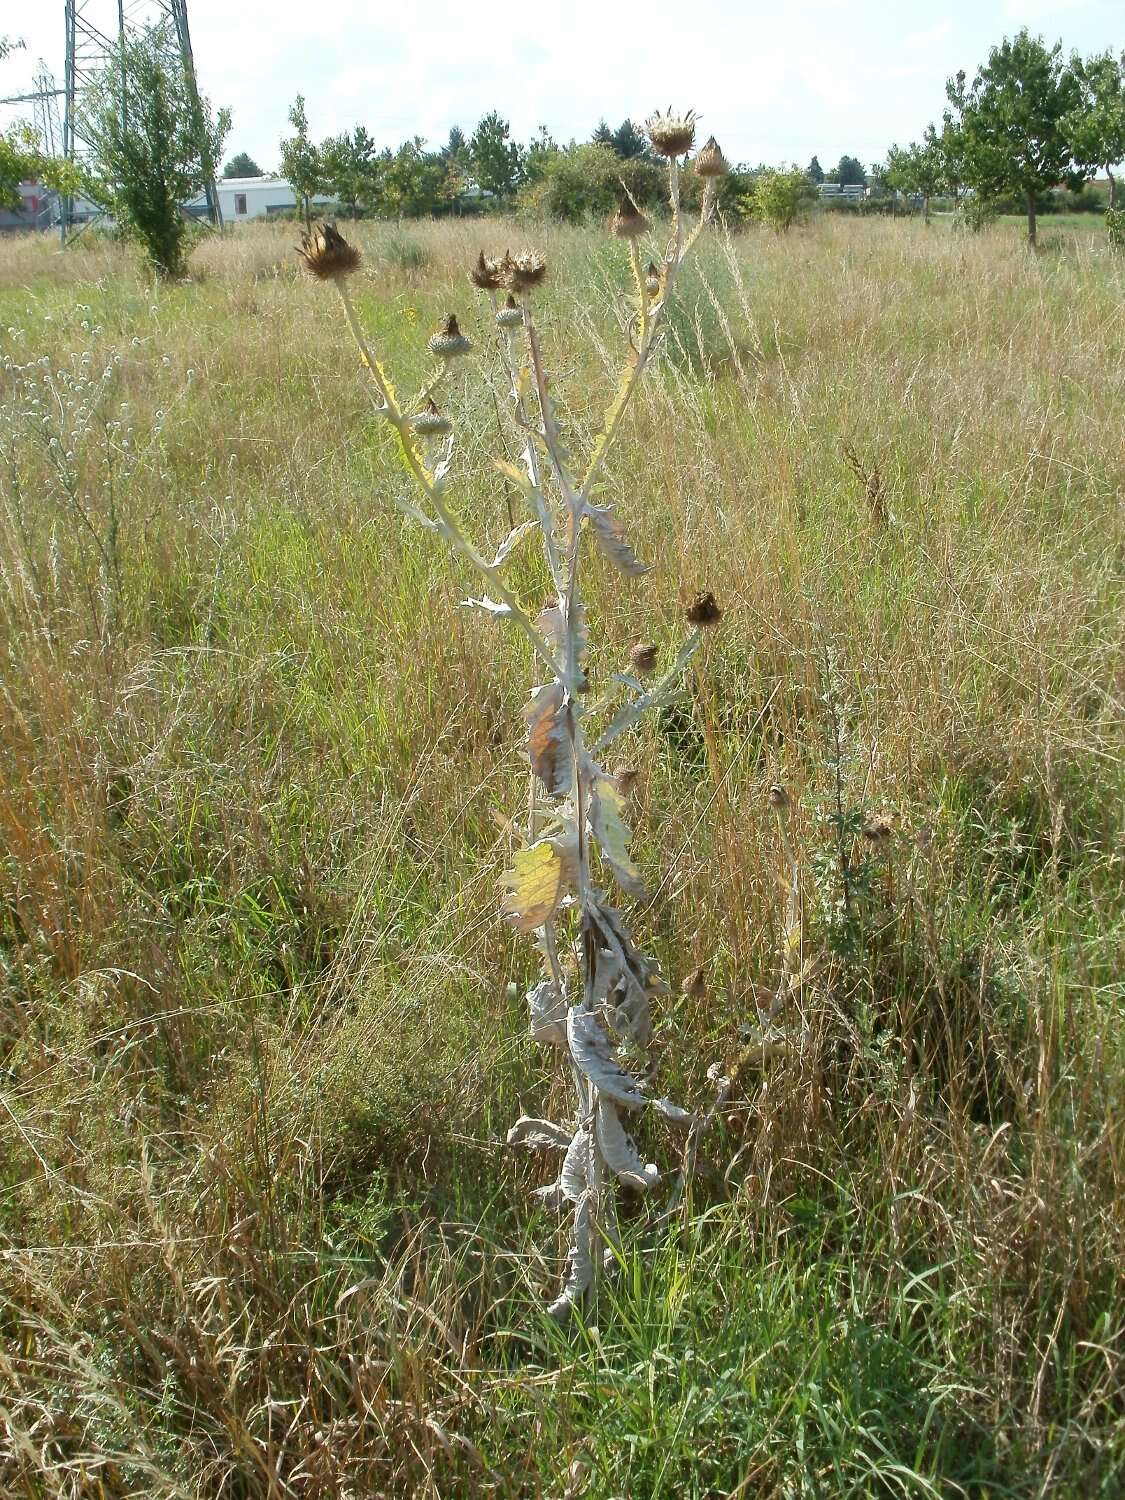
<box><xmin>2</xmin><ymin>0</ymin><xmax>1121</xmax><ymax>173</ymax></box>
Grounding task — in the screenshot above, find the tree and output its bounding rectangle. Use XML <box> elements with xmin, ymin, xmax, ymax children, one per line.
<box><xmin>884</xmin><ymin>131</ymin><xmax>945</xmax><ymax>220</ymax></box>
<box><xmin>523</xmin><ymin>142</ymin><xmax>663</xmax><ymax>222</ymax></box>
<box><xmin>79</xmin><ymin>23</ymin><xmax>229</xmax><ymax>278</ymax></box>
<box><xmin>469</xmin><ymin>111</ymin><xmax>522</xmax><ymax>199</ymax></box>
<box><xmin>524</xmin><ymin>125</ymin><xmax>558</xmax><ymax>183</ymax></box>
<box><xmin>223</xmin><ymin>151</ymin><xmax>261</xmax><ymax>177</ymax></box>
<box><xmin>1067</xmin><ymin>49</ymin><xmax>1125</xmax><ymax>207</ymax></box>
<box><xmin>830</xmin><ymin>154</ymin><xmax>867</xmax><ymax>187</ymax></box>
<box><xmin>279</xmin><ymin>94</ymin><xmax>321</xmax><ymax>229</ymax></box>
<box><xmin>378</xmin><ymin>137</ymin><xmax>444</xmax><ymax>217</ymax></box>
<box><xmin>442</xmin><ymin>126</ymin><xmax>468</xmax><ymax>164</ymax></box>
<box><xmin>320</xmin><ymin>126</ymin><xmax>378</xmax><ymax>217</ymax></box>
<box><xmin>740</xmin><ymin>166</ymin><xmax>817</xmax><ymax>231</ymax></box>
<box><xmin>591</xmin><ymin>119</ymin><xmax>615</xmax><ymax>148</ymax></box>
<box><xmin>807</xmin><ymin>155</ymin><xmax>824</xmax><ymax>184</ymax></box>
<box><xmin>611</xmin><ymin>119</ymin><xmax>649</xmax><ymax>159</ymax></box>
<box><xmin>948</xmin><ymin>30</ymin><xmax>1083</xmax><ymax>246</ymax></box>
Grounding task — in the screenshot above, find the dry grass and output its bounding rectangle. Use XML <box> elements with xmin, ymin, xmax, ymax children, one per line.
<box><xmin>0</xmin><ymin>213</ymin><xmax>1123</xmax><ymax>1497</ymax></box>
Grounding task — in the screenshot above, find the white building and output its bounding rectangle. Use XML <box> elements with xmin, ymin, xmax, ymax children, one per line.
<box><xmin>186</xmin><ymin>175</ymin><xmax>338</xmax><ymax>223</ymax></box>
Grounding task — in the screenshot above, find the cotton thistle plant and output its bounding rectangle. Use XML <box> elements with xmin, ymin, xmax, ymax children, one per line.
<box><xmin>298</xmin><ymin>114</ymin><xmax>728</xmax><ymax>1321</ymax></box>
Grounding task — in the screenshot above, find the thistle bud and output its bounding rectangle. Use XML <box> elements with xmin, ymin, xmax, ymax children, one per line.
<box><xmin>609</xmin><ymin>196</ymin><xmax>651</xmax><ymax>240</ymax></box>
<box><xmin>612</xmin><ymin>765</ymin><xmax>639</xmax><ymax>797</ymax></box>
<box><xmin>499</xmin><ymin>250</ymin><xmax>547</xmax><ymax>293</ymax></box>
<box><xmin>685</xmin><ymin>590</ymin><xmax>722</xmax><ymax>627</ymax></box>
<box><xmin>470</xmin><ymin>251</ymin><xmax>502</xmax><ymax>290</ymax></box>
<box><xmin>862</xmin><ymin>814</ymin><xmax>894</xmax><ymax>844</ymax></box>
<box><xmin>681</xmin><ymin>964</ymin><xmax>707</xmax><ymax>1000</ymax></box>
<box><xmin>296</xmin><ymin>222</ymin><xmax>361</xmax><ymax>281</ymax></box>
<box><xmin>646</xmin><ymin>109</ymin><xmax>698</xmax><ymax>160</ymax></box>
<box><xmin>629</xmin><ymin>641</ymin><xmax>659</xmax><ymax>675</ymax></box>
<box><xmin>496</xmin><ymin>294</ymin><xmax>523</xmax><ymax>329</ymax></box>
<box><xmin>428</xmin><ymin>313</ymin><xmax>473</xmax><ymax>359</ymax></box>
<box><xmin>644</xmin><ymin>261</ymin><xmax>662</xmax><ymax>296</ymax></box>
<box><xmin>411</xmin><ymin>399</ymin><xmax>452</xmax><ymax>437</ymax></box>
<box><xmin>694</xmin><ymin>136</ymin><xmax>729</xmax><ymax>178</ymax></box>
<box><xmin>768</xmin><ymin>784</ymin><xmax>790</xmax><ymax>810</ymax></box>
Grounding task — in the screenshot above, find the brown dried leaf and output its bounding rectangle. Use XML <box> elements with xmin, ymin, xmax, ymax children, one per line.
<box><xmin>525</xmin><ymin>683</ymin><xmax>572</xmax><ymax>796</ymax></box>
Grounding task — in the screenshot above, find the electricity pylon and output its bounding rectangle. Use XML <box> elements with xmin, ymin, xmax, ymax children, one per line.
<box><xmin>61</xmin><ymin>0</ymin><xmax>222</xmax><ymax>239</ymax></box>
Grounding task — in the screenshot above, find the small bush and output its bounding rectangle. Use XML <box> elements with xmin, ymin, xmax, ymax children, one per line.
<box><xmin>740</xmin><ymin>167</ymin><xmax>817</xmax><ymax>231</ymax></box>
<box><xmin>1106</xmin><ymin>206</ymin><xmax>1125</xmax><ymax>248</ymax></box>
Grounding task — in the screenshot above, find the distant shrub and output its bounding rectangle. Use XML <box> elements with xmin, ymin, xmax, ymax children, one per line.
<box><xmin>519</xmin><ymin>142</ymin><xmax>664</xmax><ymax>223</ymax></box>
<box><xmin>1107</xmin><ymin>206</ymin><xmax>1125</xmax><ymax>248</ymax></box>
<box><xmin>741</xmin><ymin>168</ymin><xmax>818</xmax><ymax>231</ymax></box>
<box><xmin>954</xmin><ymin>197</ymin><xmax>998</xmax><ymax>233</ymax></box>
<box><xmin>377</xmin><ymin>230</ymin><xmax>431</xmax><ymax>273</ymax></box>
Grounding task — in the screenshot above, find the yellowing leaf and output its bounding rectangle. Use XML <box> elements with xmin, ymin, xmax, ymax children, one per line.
<box><xmin>525</xmin><ymin>682</ymin><xmax>572</xmax><ymax>796</ymax></box>
<box><xmin>500</xmin><ymin>838</ymin><xmax>571</xmax><ymax>933</ymax></box>
<box><xmin>588</xmin><ymin>779</ymin><xmax>645</xmax><ymax>898</ymax></box>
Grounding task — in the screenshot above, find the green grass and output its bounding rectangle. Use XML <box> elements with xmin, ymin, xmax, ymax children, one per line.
<box><xmin>0</xmin><ymin>213</ymin><xmax>1122</xmax><ymax>1496</ymax></box>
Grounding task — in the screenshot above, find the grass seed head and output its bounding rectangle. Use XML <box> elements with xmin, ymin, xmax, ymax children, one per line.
<box><xmin>296</xmin><ymin>222</ymin><xmax>361</xmax><ymax>281</ymax></box>
<box><xmin>610</xmin><ymin>196</ymin><xmax>652</xmax><ymax>239</ymax></box>
<box><xmin>685</xmin><ymin>590</ymin><xmax>722</xmax><ymax>627</ymax></box>
<box><xmin>695</xmin><ymin>136</ymin><xmax>729</xmax><ymax>178</ymax></box>
<box><xmin>429</xmin><ymin>313</ymin><xmax>473</xmax><ymax>359</ymax></box>
<box><xmin>646</xmin><ymin>108</ymin><xmax>698</xmax><ymax>159</ymax></box>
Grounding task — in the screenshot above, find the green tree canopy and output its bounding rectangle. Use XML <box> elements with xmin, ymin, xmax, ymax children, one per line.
<box><xmin>830</xmin><ymin>154</ymin><xmax>867</xmax><ymax>187</ymax></box>
<box><xmin>884</xmin><ymin>132</ymin><xmax>946</xmax><ymax>219</ymax></box>
<box><xmin>469</xmin><ymin>111</ymin><xmax>522</xmax><ymax>199</ymax></box>
<box><xmin>948</xmin><ymin>30</ymin><xmax>1083</xmax><ymax>245</ymax></box>
<box><xmin>279</xmin><ymin>94</ymin><xmax>321</xmax><ymax>228</ymax></box>
<box><xmin>319</xmin><ymin>126</ymin><xmax>378</xmax><ymax>217</ymax></box>
<box><xmin>79</xmin><ymin>22</ymin><xmax>229</xmax><ymax>277</ymax></box>
<box><xmin>807</xmin><ymin>155</ymin><xmax>824</xmax><ymax>183</ymax></box>
<box><xmin>741</xmin><ymin>166</ymin><xmax>817</xmax><ymax>231</ymax></box>
<box><xmin>1067</xmin><ymin>49</ymin><xmax>1125</xmax><ymax>207</ymax></box>
<box><xmin>222</xmin><ymin>151</ymin><xmax>261</xmax><ymax>177</ymax></box>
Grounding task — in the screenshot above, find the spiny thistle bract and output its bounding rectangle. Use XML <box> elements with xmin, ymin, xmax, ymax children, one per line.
<box><xmin>297</xmin><ymin>222</ymin><xmax>362</xmax><ymax>281</ymax></box>
<box><xmin>646</xmin><ymin>107</ymin><xmax>698</xmax><ymax>159</ymax></box>
<box><xmin>298</xmin><ymin>118</ymin><xmax>725</xmax><ymax>1322</ymax></box>
<box><xmin>694</xmin><ymin>135</ymin><xmax>730</xmax><ymax>178</ymax></box>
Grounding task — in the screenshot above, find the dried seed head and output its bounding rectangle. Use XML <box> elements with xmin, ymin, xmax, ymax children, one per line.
<box><xmin>862</xmin><ymin>814</ymin><xmax>895</xmax><ymax>844</ymax></box>
<box><xmin>609</xmin><ymin>196</ymin><xmax>651</xmax><ymax>239</ymax></box>
<box><xmin>499</xmin><ymin>250</ymin><xmax>548</xmax><ymax>293</ymax></box>
<box><xmin>411</xmin><ymin>399</ymin><xmax>452</xmax><ymax>437</ymax></box>
<box><xmin>685</xmin><ymin>590</ymin><xmax>722</xmax><ymax>627</ymax></box>
<box><xmin>296</xmin><ymin>222</ymin><xmax>361</xmax><ymax>281</ymax></box>
<box><xmin>470</xmin><ymin>251</ymin><xmax>502</xmax><ymax>290</ymax></box>
<box><xmin>768</xmin><ymin>784</ymin><xmax>790</xmax><ymax>810</ymax></box>
<box><xmin>612</xmin><ymin>764</ymin><xmax>639</xmax><ymax>797</ymax></box>
<box><xmin>428</xmin><ymin>313</ymin><xmax>473</xmax><ymax>359</ymax></box>
<box><xmin>681</xmin><ymin>964</ymin><xmax>707</xmax><ymax>999</ymax></box>
<box><xmin>496</xmin><ymin>294</ymin><xmax>523</xmax><ymax>329</ymax></box>
<box><xmin>694</xmin><ymin>136</ymin><xmax>729</xmax><ymax>178</ymax></box>
<box><xmin>644</xmin><ymin>261</ymin><xmax>662</xmax><ymax>295</ymax></box>
<box><xmin>629</xmin><ymin>641</ymin><xmax>659</xmax><ymax>675</ymax></box>
<box><xmin>646</xmin><ymin>108</ymin><xmax>698</xmax><ymax>159</ymax></box>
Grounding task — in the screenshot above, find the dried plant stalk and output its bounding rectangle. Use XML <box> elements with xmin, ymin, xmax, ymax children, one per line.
<box><xmin>301</xmin><ymin>117</ymin><xmax>726</xmax><ymax>1320</ymax></box>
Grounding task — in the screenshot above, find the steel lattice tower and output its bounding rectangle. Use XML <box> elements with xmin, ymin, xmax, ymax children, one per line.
<box><xmin>61</xmin><ymin>0</ymin><xmax>222</xmax><ymax>238</ymax></box>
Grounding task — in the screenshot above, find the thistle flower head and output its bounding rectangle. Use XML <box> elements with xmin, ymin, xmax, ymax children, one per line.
<box><xmin>296</xmin><ymin>222</ymin><xmax>361</xmax><ymax>281</ymax></box>
<box><xmin>862</xmin><ymin>813</ymin><xmax>895</xmax><ymax>844</ymax></box>
<box><xmin>411</xmin><ymin>399</ymin><xmax>452</xmax><ymax>437</ymax></box>
<box><xmin>685</xmin><ymin>590</ymin><xmax>722</xmax><ymax>627</ymax></box>
<box><xmin>428</xmin><ymin>313</ymin><xmax>473</xmax><ymax>359</ymax></box>
<box><xmin>609</xmin><ymin>195</ymin><xmax>651</xmax><ymax>239</ymax></box>
<box><xmin>500</xmin><ymin>250</ymin><xmax>548</xmax><ymax>294</ymax></box>
<box><xmin>694</xmin><ymin>136</ymin><xmax>729</xmax><ymax>178</ymax></box>
<box><xmin>768</xmin><ymin>784</ymin><xmax>790</xmax><ymax>810</ymax></box>
<box><xmin>496</xmin><ymin>294</ymin><xmax>524</xmax><ymax>329</ymax></box>
<box><xmin>629</xmin><ymin>641</ymin><xmax>659</xmax><ymax>675</ymax></box>
<box><xmin>681</xmin><ymin>964</ymin><xmax>707</xmax><ymax>999</ymax></box>
<box><xmin>470</xmin><ymin>251</ymin><xmax>502</xmax><ymax>290</ymax></box>
<box><xmin>646</xmin><ymin>108</ymin><xmax>698</xmax><ymax>159</ymax></box>
<box><xmin>612</xmin><ymin>764</ymin><xmax>639</xmax><ymax>797</ymax></box>
<box><xmin>644</xmin><ymin>261</ymin><xmax>662</xmax><ymax>295</ymax></box>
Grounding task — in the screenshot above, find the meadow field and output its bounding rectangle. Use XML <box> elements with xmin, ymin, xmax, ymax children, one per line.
<box><xmin>0</xmin><ymin>213</ymin><xmax>1123</xmax><ymax>1497</ymax></box>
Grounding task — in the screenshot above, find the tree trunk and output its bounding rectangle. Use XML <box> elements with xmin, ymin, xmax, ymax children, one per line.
<box><xmin>1027</xmin><ymin>191</ymin><xmax>1037</xmax><ymax>248</ymax></box>
<box><xmin>923</xmin><ymin>194</ymin><xmax>931</xmax><ymax>225</ymax></box>
<box><xmin>1107</xmin><ymin>167</ymin><xmax>1117</xmax><ymax>211</ymax></box>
